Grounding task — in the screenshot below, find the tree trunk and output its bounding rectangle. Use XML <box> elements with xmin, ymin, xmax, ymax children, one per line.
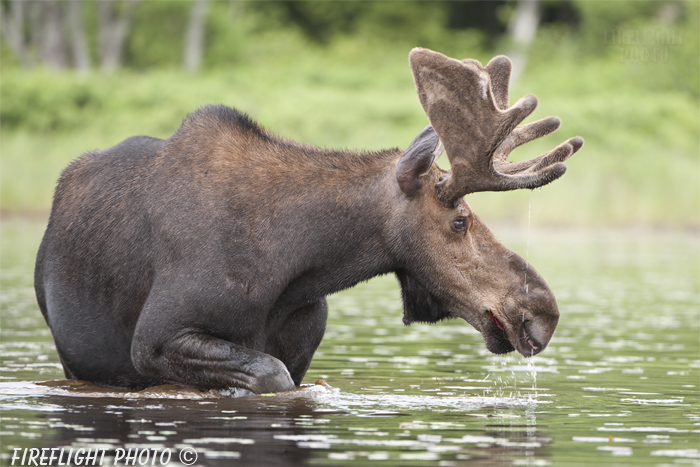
<box><xmin>184</xmin><ymin>0</ymin><xmax>209</xmax><ymax>72</ymax></box>
<box><xmin>1</xmin><ymin>1</ymin><xmax>32</xmax><ymax>68</ymax></box>
<box><xmin>38</xmin><ymin>0</ymin><xmax>69</xmax><ymax>69</ymax></box>
<box><xmin>507</xmin><ymin>0</ymin><xmax>541</xmax><ymax>85</ymax></box>
<box><xmin>98</xmin><ymin>0</ymin><xmax>141</xmax><ymax>72</ymax></box>
<box><xmin>67</xmin><ymin>0</ymin><xmax>91</xmax><ymax>73</ymax></box>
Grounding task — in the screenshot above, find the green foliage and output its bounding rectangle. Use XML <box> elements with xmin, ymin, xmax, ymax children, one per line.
<box><xmin>0</xmin><ymin>1</ymin><xmax>698</xmax><ymax>228</ymax></box>
<box><xmin>1</xmin><ymin>72</ymin><xmax>102</xmax><ymax>132</ymax></box>
<box><xmin>125</xmin><ymin>2</ymin><xmax>191</xmax><ymax>70</ymax></box>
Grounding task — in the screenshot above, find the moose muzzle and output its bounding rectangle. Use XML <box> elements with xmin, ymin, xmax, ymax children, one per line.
<box><xmin>480</xmin><ymin>254</ymin><xmax>559</xmax><ymax>358</ymax></box>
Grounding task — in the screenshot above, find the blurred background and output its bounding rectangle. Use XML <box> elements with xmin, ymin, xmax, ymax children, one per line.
<box><xmin>1</xmin><ymin>0</ymin><xmax>698</xmax><ymax>228</ymax></box>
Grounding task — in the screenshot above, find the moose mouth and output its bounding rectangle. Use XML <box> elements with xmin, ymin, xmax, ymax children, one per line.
<box><xmin>483</xmin><ymin>309</ymin><xmax>543</xmax><ymax>357</ymax></box>
<box><xmin>487</xmin><ymin>309</ymin><xmax>504</xmax><ymax>330</ymax></box>
<box><xmin>483</xmin><ymin>309</ymin><xmax>514</xmax><ymax>354</ymax></box>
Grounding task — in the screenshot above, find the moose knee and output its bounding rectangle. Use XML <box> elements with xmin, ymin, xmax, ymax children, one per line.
<box><xmin>130</xmin><ymin>336</ymin><xmax>161</xmax><ymax>377</ymax></box>
<box><xmin>247</xmin><ymin>357</ymin><xmax>296</xmax><ymax>394</ymax></box>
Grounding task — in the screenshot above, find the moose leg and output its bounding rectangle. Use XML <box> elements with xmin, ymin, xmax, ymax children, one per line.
<box><xmin>131</xmin><ymin>330</ymin><xmax>296</xmax><ymax>394</ymax></box>
<box><xmin>266</xmin><ymin>299</ymin><xmax>328</xmax><ymax>385</ymax></box>
<box><xmin>130</xmin><ymin>285</ymin><xmax>296</xmax><ymax>394</ymax></box>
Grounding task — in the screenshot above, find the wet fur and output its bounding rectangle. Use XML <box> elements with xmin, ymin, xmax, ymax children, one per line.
<box><xmin>36</xmin><ymin>50</ymin><xmax>565</xmax><ymax>393</ymax></box>
<box><xmin>36</xmin><ymin>106</ymin><xmax>402</xmax><ymax>390</ymax></box>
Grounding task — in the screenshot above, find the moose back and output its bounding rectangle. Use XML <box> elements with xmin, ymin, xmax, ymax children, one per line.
<box><xmin>35</xmin><ymin>49</ymin><xmax>583</xmax><ymax>394</ymax></box>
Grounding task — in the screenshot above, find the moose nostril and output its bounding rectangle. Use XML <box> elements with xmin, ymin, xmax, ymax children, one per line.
<box><xmin>520</xmin><ymin>323</ymin><xmax>543</xmax><ymax>356</ymax></box>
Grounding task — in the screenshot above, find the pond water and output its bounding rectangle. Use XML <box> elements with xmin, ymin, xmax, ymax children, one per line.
<box><xmin>1</xmin><ymin>218</ymin><xmax>698</xmax><ymax>466</ymax></box>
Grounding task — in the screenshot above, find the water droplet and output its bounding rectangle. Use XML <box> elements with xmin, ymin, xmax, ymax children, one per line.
<box><xmin>527</xmin><ymin>354</ymin><xmax>538</xmax><ymax>396</ymax></box>
<box><xmin>524</xmin><ymin>190</ymin><xmax>533</xmax><ymax>293</ymax></box>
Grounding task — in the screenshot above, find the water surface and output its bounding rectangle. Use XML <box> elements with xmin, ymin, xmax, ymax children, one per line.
<box><xmin>1</xmin><ymin>218</ymin><xmax>698</xmax><ymax>466</ymax></box>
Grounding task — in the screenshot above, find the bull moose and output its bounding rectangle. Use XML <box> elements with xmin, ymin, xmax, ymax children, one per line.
<box><xmin>35</xmin><ymin>48</ymin><xmax>583</xmax><ymax>395</ymax></box>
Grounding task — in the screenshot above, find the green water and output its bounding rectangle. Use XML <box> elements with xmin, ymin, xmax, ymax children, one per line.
<box><xmin>1</xmin><ymin>218</ymin><xmax>698</xmax><ymax>466</ymax></box>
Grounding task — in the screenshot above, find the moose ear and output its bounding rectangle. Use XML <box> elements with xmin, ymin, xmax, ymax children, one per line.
<box><xmin>396</xmin><ymin>125</ymin><xmax>441</xmax><ymax>197</ymax></box>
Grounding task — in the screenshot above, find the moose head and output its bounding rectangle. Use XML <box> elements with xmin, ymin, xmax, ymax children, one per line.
<box><xmin>392</xmin><ymin>48</ymin><xmax>584</xmax><ymax>357</ymax></box>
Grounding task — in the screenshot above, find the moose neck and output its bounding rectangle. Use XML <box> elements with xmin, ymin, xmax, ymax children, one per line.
<box><xmin>271</xmin><ymin>149</ymin><xmax>401</xmax><ymax>307</ymax></box>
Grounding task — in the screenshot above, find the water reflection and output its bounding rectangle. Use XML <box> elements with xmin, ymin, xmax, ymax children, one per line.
<box><xmin>1</xmin><ymin>380</ymin><xmax>555</xmax><ymax>466</ymax></box>
<box><xmin>1</xmin><ymin>382</ymin><xmax>336</xmax><ymax>466</ymax></box>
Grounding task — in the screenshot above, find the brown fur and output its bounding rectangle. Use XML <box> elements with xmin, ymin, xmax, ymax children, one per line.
<box><xmin>35</xmin><ymin>50</ymin><xmax>578</xmax><ymax>394</ymax></box>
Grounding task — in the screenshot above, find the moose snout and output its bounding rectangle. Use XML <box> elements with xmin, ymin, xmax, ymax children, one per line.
<box><xmin>519</xmin><ymin>317</ymin><xmax>553</xmax><ymax>356</ymax></box>
<box><xmin>478</xmin><ymin>252</ymin><xmax>560</xmax><ymax>357</ymax></box>
<box><xmin>513</xmin><ymin>282</ymin><xmax>559</xmax><ymax>357</ymax></box>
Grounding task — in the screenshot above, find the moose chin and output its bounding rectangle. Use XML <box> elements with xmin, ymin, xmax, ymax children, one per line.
<box><xmin>35</xmin><ymin>48</ymin><xmax>583</xmax><ymax>394</ymax></box>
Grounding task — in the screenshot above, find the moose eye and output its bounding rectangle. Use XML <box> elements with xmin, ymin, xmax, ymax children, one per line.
<box><xmin>451</xmin><ymin>217</ymin><xmax>468</xmax><ymax>233</ymax></box>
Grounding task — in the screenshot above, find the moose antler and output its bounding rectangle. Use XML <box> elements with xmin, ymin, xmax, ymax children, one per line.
<box><xmin>409</xmin><ymin>48</ymin><xmax>584</xmax><ymax>207</ymax></box>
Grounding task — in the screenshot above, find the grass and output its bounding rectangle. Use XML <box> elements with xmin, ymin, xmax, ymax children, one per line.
<box><xmin>1</xmin><ymin>35</ymin><xmax>698</xmax><ymax>228</ymax></box>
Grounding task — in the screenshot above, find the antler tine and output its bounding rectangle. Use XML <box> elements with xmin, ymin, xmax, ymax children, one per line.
<box><xmin>486</xmin><ymin>57</ymin><xmax>585</xmax><ymax>178</ymax></box>
<box><xmin>484</xmin><ymin>55</ymin><xmax>511</xmax><ymax>111</ymax></box>
<box><xmin>409</xmin><ymin>48</ymin><xmax>584</xmax><ymax>207</ymax></box>
<box><xmin>482</xmin><ymin>55</ymin><xmax>585</xmax><ymax>184</ymax></box>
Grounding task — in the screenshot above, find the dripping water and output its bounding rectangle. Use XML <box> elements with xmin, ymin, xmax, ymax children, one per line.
<box><xmin>525</xmin><ymin>189</ymin><xmax>533</xmax><ymax>290</ymax></box>
<box><xmin>523</xmin><ymin>189</ymin><xmax>534</xmax><ymax>323</ymax></box>
<box><xmin>485</xmin><ymin>355</ymin><xmax>516</xmax><ymax>399</ymax></box>
<box><xmin>526</xmin><ymin>189</ymin><xmax>533</xmax><ymax>261</ymax></box>
<box><xmin>525</xmin><ymin>190</ymin><xmax>537</xmax><ymax>398</ymax></box>
<box><xmin>527</xmin><ymin>350</ymin><xmax>538</xmax><ymax>399</ymax></box>
<box><xmin>484</xmin><ymin>190</ymin><xmax>540</xmax><ymax>401</ymax></box>
<box><xmin>484</xmin><ymin>354</ymin><xmax>538</xmax><ymax>401</ymax></box>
